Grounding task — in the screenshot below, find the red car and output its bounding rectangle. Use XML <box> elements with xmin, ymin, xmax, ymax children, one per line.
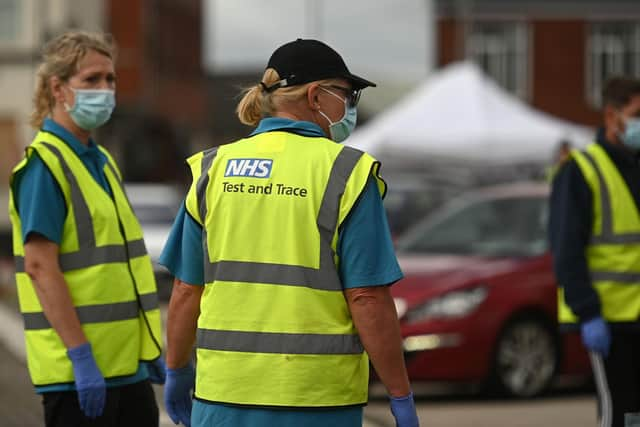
<box><xmin>391</xmin><ymin>182</ymin><xmax>591</xmax><ymax>397</ymax></box>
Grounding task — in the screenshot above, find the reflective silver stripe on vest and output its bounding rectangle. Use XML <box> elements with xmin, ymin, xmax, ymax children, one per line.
<box><xmin>14</xmin><ymin>239</ymin><xmax>147</xmax><ymax>273</ymax></box>
<box><xmin>591</xmin><ymin>233</ymin><xmax>640</xmax><ymax>244</ymax></box>
<box><xmin>200</xmin><ymin>146</ymin><xmax>364</xmax><ymax>291</ymax></box>
<box><xmin>139</xmin><ymin>291</ymin><xmax>160</xmax><ymax>311</ymax></box>
<box><xmin>14</xmin><ymin>141</ymin><xmax>149</xmax><ymax>273</ymax></box>
<box><xmin>104</xmin><ymin>161</ymin><xmax>121</xmax><ymax>184</ymax></box>
<box><xmin>590</xmin><ymin>271</ymin><xmax>640</xmax><ymax>284</ymax></box>
<box><xmin>315</xmin><ymin>146</ymin><xmax>364</xmax><ymax>289</ymax></box>
<box><xmin>196</xmin><ymin>328</ymin><xmax>364</xmax><ymax>355</ymax></box>
<box><xmin>197</xmin><ymin>148</ymin><xmax>218</xmax><ymax>224</ymax></box>
<box><xmin>22</xmin><ymin>292</ymin><xmax>159</xmax><ymax>330</ymax></box>
<box><xmin>207</xmin><ymin>260</ymin><xmax>330</xmax><ymax>289</ymax></box>
<box><xmin>41</xmin><ymin>142</ymin><xmax>95</xmax><ymax>246</ymax></box>
<box><xmin>197</xmin><ymin>148</ymin><xmax>218</xmax><ymax>278</ymax></box>
<box><xmin>583</xmin><ymin>151</ymin><xmax>640</xmax><ymax>245</ymax></box>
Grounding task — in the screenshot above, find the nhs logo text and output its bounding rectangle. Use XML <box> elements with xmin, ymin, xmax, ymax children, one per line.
<box><xmin>224</xmin><ymin>158</ymin><xmax>273</xmax><ymax>178</ymax></box>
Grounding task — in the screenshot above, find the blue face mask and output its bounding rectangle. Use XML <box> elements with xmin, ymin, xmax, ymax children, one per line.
<box><xmin>65</xmin><ymin>88</ymin><xmax>116</xmax><ymax>130</ymax></box>
<box><xmin>621</xmin><ymin>116</ymin><xmax>640</xmax><ymax>150</ymax></box>
<box><xmin>318</xmin><ymin>87</ymin><xmax>357</xmax><ymax>143</ymax></box>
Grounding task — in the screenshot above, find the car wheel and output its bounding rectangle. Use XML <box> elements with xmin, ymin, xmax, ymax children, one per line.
<box><xmin>490</xmin><ymin>317</ymin><xmax>558</xmax><ymax>398</ymax></box>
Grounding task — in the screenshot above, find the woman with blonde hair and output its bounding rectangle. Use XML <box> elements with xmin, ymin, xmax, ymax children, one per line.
<box><xmin>9</xmin><ymin>30</ymin><xmax>165</xmax><ymax>426</ymax></box>
<box><xmin>161</xmin><ymin>38</ymin><xmax>419</xmax><ymax>427</ymax></box>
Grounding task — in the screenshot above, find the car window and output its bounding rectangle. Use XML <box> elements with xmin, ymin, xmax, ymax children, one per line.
<box><xmin>397</xmin><ymin>195</ymin><xmax>548</xmax><ymax>257</ymax></box>
<box><xmin>125</xmin><ymin>183</ymin><xmax>182</xmax><ymax>226</ymax></box>
<box><xmin>385</xmin><ymin>190</ymin><xmax>443</xmax><ymax>237</ymax></box>
<box><xmin>130</xmin><ymin>205</ymin><xmax>179</xmax><ymax>225</ymax></box>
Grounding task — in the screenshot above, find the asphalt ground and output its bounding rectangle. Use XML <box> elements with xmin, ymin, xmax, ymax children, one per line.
<box><xmin>0</xmin><ymin>344</ymin><xmax>599</xmax><ymax>427</ymax></box>
<box><xmin>0</xmin><ymin>263</ymin><xmax>599</xmax><ymax>427</ymax></box>
<box><xmin>0</xmin><ymin>341</ymin><xmax>43</xmax><ymax>426</ymax></box>
<box><xmin>0</xmin><ymin>272</ymin><xmax>388</xmax><ymax>427</ymax></box>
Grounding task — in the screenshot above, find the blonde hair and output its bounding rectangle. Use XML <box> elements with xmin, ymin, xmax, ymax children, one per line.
<box><xmin>30</xmin><ymin>30</ymin><xmax>116</xmax><ymax>129</ymax></box>
<box><xmin>236</xmin><ymin>69</ymin><xmax>338</xmax><ymax>126</ymax></box>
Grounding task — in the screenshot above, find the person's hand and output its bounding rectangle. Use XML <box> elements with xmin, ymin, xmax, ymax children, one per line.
<box><xmin>67</xmin><ymin>342</ymin><xmax>106</xmax><ymax>419</ymax></box>
<box><xmin>165</xmin><ymin>364</ymin><xmax>195</xmax><ymax>426</ymax></box>
<box><xmin>581</xmin><ymin>316</ymin><xmax>611</xmax><ymax>357</ymax></box>
<box><xmin>148</xmin><ymin>357</ymin><xmax>167</xmax><ymax>385</ymax></box>
<box><xmin>390</xmin><ymin>392</ymin><xmax>419</xmax><ymax>427</ymax></box>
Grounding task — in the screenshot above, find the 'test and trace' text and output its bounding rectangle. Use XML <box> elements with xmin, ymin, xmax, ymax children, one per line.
<box><xmin>222</xmin><ymin>182</ymin><xmax>307</xmax><ymax>197</ymax></box>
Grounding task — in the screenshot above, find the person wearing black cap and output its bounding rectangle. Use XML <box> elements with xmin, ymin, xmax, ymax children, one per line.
<box><xmin>160</xmin><ymin>39</ymin><xmax>419</xmax><ymax>427</ymax></box>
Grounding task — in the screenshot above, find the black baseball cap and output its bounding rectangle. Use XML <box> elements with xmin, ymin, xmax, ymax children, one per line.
<box><xmin>263</xmin><ymin>38</ymin><xmax>376</xmax><ymax>92</ymax></box>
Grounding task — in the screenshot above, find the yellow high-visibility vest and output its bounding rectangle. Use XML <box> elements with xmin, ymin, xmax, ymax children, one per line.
<box><xmin>557</xmin><ymin>143</ymin><xmax>640</xmax><ymax>324</ymax></box>
<box><xmin>9</xmin><ymin>130</ymin><xmax>162</xmax><ymax>386</ymax></box>
<box><xmin>185</xmin><ymin>131</ymin><xmax>385</xmax><ymax>407</ymax></box>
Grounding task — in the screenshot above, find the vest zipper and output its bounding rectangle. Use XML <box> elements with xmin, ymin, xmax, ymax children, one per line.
<box><xmin>111</xmin><ymin>189</ymin><xmax>163</xmax><ymax>355</ymax></box>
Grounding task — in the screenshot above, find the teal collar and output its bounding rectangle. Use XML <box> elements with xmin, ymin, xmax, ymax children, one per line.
<box><xmin>42</xmin><ymin>118</ymin><xmax>100</xmax><ymax>157</ymax></box>
<box><xmin>250</xmin><ymin>117</ymin><xmax>326</xmax><ymax>138</ymax></box>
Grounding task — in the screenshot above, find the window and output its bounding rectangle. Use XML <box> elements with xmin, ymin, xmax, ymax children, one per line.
<box><xmin>466</xmin><ymin>21</ymin><xmax>529</xmax><ymax>99</ymax></box>
<box><xmin>0</xmin><ymin>0</ymin><xmax>20</xmax><ymax>42</ymax></box>
<box><xmin>587</xmin><ymin>22</ymin><xmax>640</xmax><ymax>107</ymax></box>
<box><xmin>397</xmin><ymin>195</ymin><xmax>548</xmax><ymax>258</ymax></box>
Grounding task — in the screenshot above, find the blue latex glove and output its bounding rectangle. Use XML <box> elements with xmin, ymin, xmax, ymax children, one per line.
<box><xmin>581</xmin><ymin>316</ymin><xmax>611</xmax><ymax>357</ymax></box>
<box><xmin>148</xmin><ymin>357</ymin><xmax>166</xmax><ymax>385</ymax></box>
<box><xmin>165</xmin><ymin>364</ymin><xmax>195</xmax><ymax>426</ymax></box>
<box><xmin>390</xmin><ymin>392</ymin><xmax>420</xmax><ymax>427</ymax></box>
<box><xmin>67</xmin><ymin>342</ymin><xmax>106</xmax><ymax>419</ymax></box>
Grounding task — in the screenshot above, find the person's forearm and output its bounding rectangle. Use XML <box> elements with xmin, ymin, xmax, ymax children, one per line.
<box><xmin>346</xmin><ymin>286</ymin><xmax>410</xmax><ymax>397</ymax></box>
<box><xmin>166</xmin><ymin>279</ymin><xmax>203</xmax><ymax>369</ymax></box>
<box><xmin>24</xmin><ymin>239</ymin><xmax>87</xmax><ymax>349</ymax></box>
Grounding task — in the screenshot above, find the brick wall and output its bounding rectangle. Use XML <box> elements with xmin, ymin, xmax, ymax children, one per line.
<box><xmin>437</xmin><ymin>17</ymin><xmax>602</xmax><ymax>127</ymax></box>
<box><xmin>107</xmin><ymin>0</ymin><xmax>206</xmax><ymax>128</ymax></box>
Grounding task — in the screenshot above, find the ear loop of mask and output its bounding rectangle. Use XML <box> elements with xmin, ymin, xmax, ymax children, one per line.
<box><xmin>315</xmin><ymin>86</ymin><xmax>357</xmax><ymax>143</ymax></box>
<box><xmin>316</xmin><ymin>87</ymin><xmax>347</xmax><ymax>126</ymax></box>
<box><xmin>63</xmin><ymin>86</ymin><xmax>76</xmax><ymax>112</ymax></box>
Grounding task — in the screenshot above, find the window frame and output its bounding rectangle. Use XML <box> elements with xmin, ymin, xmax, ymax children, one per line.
<box><xmin>465</xmin><ymin>19</ymin><xmax>531</xmax><ymax>100</ymax></box>
<box><xmin>586</xmin><ymin>21</ymin><xmax>640</xmax><ymax>108</ymax></box>
<box><xmin>0</xmin><ymin>0</ymin><xmax>21</xmax><ymax>45</ymax></box>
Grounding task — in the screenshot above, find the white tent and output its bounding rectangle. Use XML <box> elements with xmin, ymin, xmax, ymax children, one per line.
<box><xmin>348</xmin><ymin>61</ymin><xmax>593</xmax><ymax>165</ymax></box>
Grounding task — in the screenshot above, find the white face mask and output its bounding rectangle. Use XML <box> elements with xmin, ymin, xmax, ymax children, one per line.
<box><xmin>619</xmin><ymin>113</ymin><xmax>640</xmax><ymax>150</ymax></box>
<box><xmin>65</xmin><ymin>87</ymin><xmax>116</xmax><ymax>130</ymax></box>
<box><xmin>317</xmin><ymin>87</ymin><xmax>357</xmax><ymax>143</ymax></box>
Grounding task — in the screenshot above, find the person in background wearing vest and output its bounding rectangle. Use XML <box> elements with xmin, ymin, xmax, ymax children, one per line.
<box><xmin>8</xmin><ymin>31</ymin><xmax>166</xmax><ymax>426</ymax></box>
<box><xmin>160</xmin><ymin>39</ymin><xmax>420</xmax><ymax>427</ymax></box>
<box><xmin>549</xmin><ymin>77</ymin><xmax>640</xmax><ymax>427</ymax></box>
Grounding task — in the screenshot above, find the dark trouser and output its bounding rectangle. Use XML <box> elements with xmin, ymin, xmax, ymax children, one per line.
<box><xmin>42</xmin><ymin>380</ymin><xmax>158</xmax><ymax>427</ymax></box>
<box><xmin>590</xmin><ymin>329</ymin><xmax>640</xmax><ymax>427</ymax></box>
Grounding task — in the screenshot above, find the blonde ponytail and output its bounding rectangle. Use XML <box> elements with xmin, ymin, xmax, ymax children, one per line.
<box><xmin>236</xmin><ymin>83</ymin><xmax>269</xmax><ymax>126</ymax></box>
<box><xmin>30</xmin><ymin>66</ymin><xmax>54</xmax><ymax>129</ymax></box>
<box><xmin>236</xmin><ymin>68</ymin><xmax>318</xmax><ymax>126</ymax></box>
